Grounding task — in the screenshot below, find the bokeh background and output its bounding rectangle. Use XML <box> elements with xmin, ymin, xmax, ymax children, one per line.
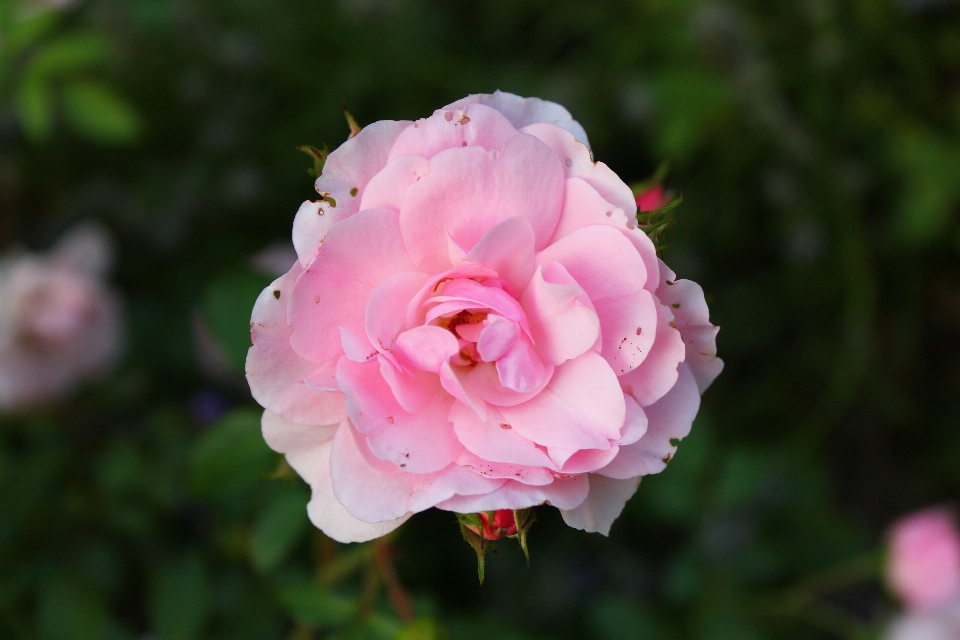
<box><xmin>2</xmin><ymin>0</ymin><xmax>960</xmax><ymax>638</ymax></box>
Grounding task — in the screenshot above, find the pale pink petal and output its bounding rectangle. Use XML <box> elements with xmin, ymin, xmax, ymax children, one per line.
<box><xmin>336</xmin><ymin>358</ymin><xmax>461</xmax><ymax>473</ymax></box>
<box><xmin>293</xmin><ymin>120</ymin><xmax>411</xmax><ymax>266</ymax></box>
<box><xmin>306</xmin><ymin>438</ymin><xmax>410</xmax><ymax>543</ymax></box>
<box><xmin>537</xmin><ymin>226</ymin><xmax>657</xmax><ymax>376</ymax></box>
<box><xmin>519</xmin><ymin>122</ymin><xmax>635</xmax><ymax>216</ymax></box>
<box><xmin>378</xmin><ymin>355</ymin><xmax>439</xmax><ymax>414</ymax></box>
<box><xmin>426</xmin><ymin>279</ymin><xmax>529</xmax><ymax>334</ymax></box>
<box><xmin>246</xmin><ymin>265</ymin><xmax>347</xmax><ymax>426</ymax></box>
<box><xmin>359</xmin><ymin>154</ymin><xmax>431</xmax><ymax>212</ymax></box>
<box><xmin>454</xmin><ymin>450</ymin><xmax>555</xmax><ymax>486</ymax></box>
<box><xmin>463</xmin><ymin>216</ymin><xmax>536</xmax><ymax>292</ymax></box>
<box><xmin>520</xmin><ymin>263</ymin><xmax>601</xmax><ymax>367</ymax></box>
<box><xmin>619</xmin><ymin>394</ymin><xmax>649</xmax><ymax>445</ymax></box>
<box><xmin>365</xmin><ymin>271</ymin><xmax>430</xmax><ymax>353</ymax></box>
<box><xmin>446</xmin><ymin>90</ymin><xmax>590</xmax><ymax>147</ymax></box>
<box><xmin>435</xmin><ymin>475</ymin><xmax>589</xmax><ymax>513</ymax></box>
<box><xmin>440</xmin><ymin>361</ymin><xmax>488</xmax><ymax>421</ymax></box>
<box><xmin>394</xmin><ymin>325</ymin><xmax>460</xmax><ymax>372</ymax></box>
<box><xmin>551</xmin><ymin>446</ymin><xmax>621</xmax><ymax>474</ymax></box>
<box><xmin>405</xmin><ymin>264</ymin><xmax>498</xmax><ymax>328</ymax></box>
<box><xmin>476</xmin><ymin>316</ymin><xmax>520</xmax><ymax>362</ymax></box>
<box><xmin>339</xmin><ymin>322</ymin><xmax>378</xmax><ymax>363</ymax></box>
<box><xmin>330</xmin><ymin>424</ymin><xmax>504</xmax><ymax>523</ymax></box>
<box><xmin>449</xmin><ymin>400</ymin><xmax>556</xmax><ymax>468</ymax></box>
<box><xmin>560</xmin><ymin>475</ymin><xmax>641</xmax><ymax>535</ymax></box>
<box><xmin>549</xmin><ymin>177</ymin><xmax>659</xmax><ymax>289</ymax></box>
<box><xmin>388</xmin><ymin>103</ymin><xmax>519</xmax><ymax>162</ymax></box>
<box><xmin>495</xmin><ymin>334</ymin><xmax>550</xmax><ymax>393</ymax></box>
<box><xmin>596</xmin><ymin>363</ymin><xmax>700</xmax><ymax>479</ymax></box>
<box><xmin>288</xmin><ymin>208</ymin><xmax>414</xmax><ymax>365</ymax></box>
<box><xmin>498</xmin><ymin>352</ymin><xmax>625</xmax><ymax>449</ymax></box>
<box><xmin>261</xmin><ymin>410</ymin><xmax>339</xmax><ymax>474</ymax></box>
<box><xmin>400</xmin><ymin>135</ymin><xmax>564</xmax><ymax>272</ymax></box>
<box><xmin>463</xmin><ymin>361</ymin><xmax>553</xmax><ymax>408</ymax></box>
<box><xmin>617</xmin><ymin>302</ymin><xmax>685</xmax><ymax>407</ymax></box>
<box><xmin>261</xmin><ymin>412</ymin><xmax>409</xmax><ymax>542</ymax></box>
<box><xmin>657</xmin><ymin>276</ymin><xmax>724</xmax><ymax>393</ymax></box>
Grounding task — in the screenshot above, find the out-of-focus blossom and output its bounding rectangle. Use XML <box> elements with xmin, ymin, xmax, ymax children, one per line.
<box><xmin>0</xmin><ymin>224</ymin><xmax>122</xmax><ymax>410</ymax></box>
<box><xmin>635</xmin><ymin>184</ymin><xmax>668</xmax><ymax>212</ymax></box>
<box><xmin>884</xmin><ymin>509</ymin><xmax>960</xmax><ymax>640</ymax></box>
<box><xmin>888</xmin><ymin>509</ymin><xmax>960</xmax><ymax>612</ymax></box>
<box><xmin>247</xmin><ymin>91</ymin><xmax>723</xmax><ymax>543</ymax></box>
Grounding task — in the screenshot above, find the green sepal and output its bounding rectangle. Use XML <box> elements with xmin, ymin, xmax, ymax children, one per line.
<box><xmin>457</xmin><ymin>520</ymin><xmax>487</xmax><ymax>585</ymax></box>
<box><xmin>343</xmin><ymin>106</ymin><xmax>362</xmax><ymax>138</ymax></box>
<box><xmin>295</xmin><ymin>143</ymin><xmax>328</xmax><ymax>178</ymax></box>
<box><xmin>638</xmin><ymin>193</ymin><xmax>683</xmax><ymax>253</ymax></box>
<box><xmin>512</xmin><ymin>508</ymin><xmax>536</xmax><ymax>565</ymax></box>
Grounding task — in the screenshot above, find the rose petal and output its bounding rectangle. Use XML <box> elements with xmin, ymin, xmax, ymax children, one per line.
<box><xmin>365</xmin><ymin>271</ymin><xmax>430</xmax><ymax>354</ymax></box>
<box><xmin>498</xmin><ymin>351</ymin><xmax>625</xmax><ymax>449</ymax></box>
<box><xmin>549</xmin><ymin>177</ymin><xmax>660</xmax><ymax>290</ymax></box>
<box><xmin>400</xmin><ymin>134</ymin><xmax>564</xmax><ymax>273</ymax></box>
<box><xmin>596</xmin><ymin>363</ymin><xmax>700</xmax><ymax>480</ymax></box>
<box><xmin>463</xmin><ymin>216</ymin><xmax>536</xmax><ymax>292</ymax></box>
<box><xmin>388</xmin><ymin>103</ymin><xmax>519</xmax><ymax>162</ymax></box>
<box><xmin>617</xmin><ymin>301</ymin><xmax>685</xmax><ymax>407</ymax></box>
<box><xmin>330</xmin><ymin>423</ymin><xmax>504</xmax><ymax>523</ymax></box>
<box><xmin>450</xmin><ymin>400</ymin><xmax>557</xmax><ymax>468</ymax></box>
<box><xmin>454</xmin><ymin>449</ymin><xmax>555</xmax><ymax>486</ymax></box>
<box><xmin>435</xmin><ymin>475</ymin><xmax>589</xmax><ymax>513</ymax></box>
<box><xmin>560</xmin><ymin>475</ymin><xmax>641</xmax><ymax>536</ymax></box>
<box><xmin>394</xmin><ymin>325</ymin><xmax>461</xmax><ymax>372</ymax></box>
<box><xmin>520</xmin><ymin>262</ymin><xmax>601</xmax><ymax>367</ymax></box>
<box><xmin>246</xmin><ymin>264</ymin><xmax>347</xmax><ymax>426</ymax></box>
<box><xmin>288</xmin><ymin>208</ymin><xmax>415</xmax><ymax>365</ymax></box>
<box><xmin>537</xmin><ymin>225</ymin><xmax>657</xmax><ymax>376</ymax></box>
<box><xmin>446</xmin><ymin>90</ymin><xmax>590</xmax><ymax>147</ymax></box>
<box><xmin>476</xmin><ymin>315</ymin><xmax>520</xmax><ymax>362</ymax></box>
<box><xmin>656</xmin><ymin>272</ymin><xmax>724</xmax><ymax>393</ymax></box>
<box><xmin>293</xmin><ymin>120</ymin><xmax>411</xmax><ymax>266</ymax></box>
<box><xmin>336</xmin><ymin>358</ymin><xmax>461</xmax><ymax>473</ymax></box>
<box><xmin>359</xmin><ymin>154</ymin><xmax>431</xmax><ymax>212</ymax></box>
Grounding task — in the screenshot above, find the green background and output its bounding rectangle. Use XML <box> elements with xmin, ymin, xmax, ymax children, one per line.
<box><xmin>2</xmin><ymin>0</ymin><xmax>959</xmax><ymax>638</ymax></box>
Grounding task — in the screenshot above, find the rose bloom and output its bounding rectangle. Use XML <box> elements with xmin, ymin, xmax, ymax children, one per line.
<box><xmin>0</xmin><ymin>224</ymin><xmax>122</xmax><ymax>410</ymax></box>
<box><xmin>247</xmin><ymin>91</ymin><xmax>722</xmax><ymax>543</ymax></box>
<box><xmin>888</xmin><ymin>509</ymin><xmax>960</xmax><ymax>613</ymax></box>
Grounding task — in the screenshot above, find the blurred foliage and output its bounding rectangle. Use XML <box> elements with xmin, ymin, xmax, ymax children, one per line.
<box><xmin>2</xmin><ymin>0</ymin><xmax>960</xmax><ymax>638</ymax></box>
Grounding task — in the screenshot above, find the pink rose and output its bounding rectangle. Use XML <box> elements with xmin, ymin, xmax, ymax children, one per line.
<box><xmin>0</xmin><ymin>224</ymin><xmax>122</xmax><ymax>410</ymax></box>
<box><xmin>246</xmin><ymin>91</ymin><xmax>722</xmax><ymax>543</ymax></box>
<box><xmin>888</xmin><ymin>509</ymin><xmax>960</xmax><ymax>613</ymax></box>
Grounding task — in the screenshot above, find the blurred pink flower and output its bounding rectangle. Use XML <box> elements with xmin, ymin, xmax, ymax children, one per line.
<box><xmin>888</xmin><ymin>509</ymin><xmax>960</xmax><ymax>613</ymax></box>
<box><xmin>0</xmin><ymin>224</ymin><xmax>122</xmax><ymax>410</ymax></box>
<box><xmin>246</xmin><ymin>91</ymin><xmax>723</xmax><ymax>543</ymax></box>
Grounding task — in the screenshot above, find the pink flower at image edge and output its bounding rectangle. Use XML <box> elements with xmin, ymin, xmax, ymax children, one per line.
<box><xmin>888</xmin><ymin>508</ymin><xmax>960</xmax><ymax>613</ymax></box>
<box><xmin>636</xmin><ymin>184</ymin><xmax>668</xmax><ymax>212</ymax></box>
<box><xmin>246</xmin><ymin>91</ymin><xmax>723</xmax><ymax>543</ymax></box>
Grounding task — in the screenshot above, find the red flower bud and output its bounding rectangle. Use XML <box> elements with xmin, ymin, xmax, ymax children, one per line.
<box><xmin>474</xmin><ymin>510</ymin><xmax>518</xmax><ymax>540</ymax></box>
<box><xmin>635</xmin><ymin>184</ymin><xmax>668</xmax><ymax>212</ymax></box>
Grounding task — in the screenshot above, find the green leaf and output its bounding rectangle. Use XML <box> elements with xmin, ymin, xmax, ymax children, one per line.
<box><xmin>6</xmin><ymin>9</ymin><xmax>60</xmax><ymax>56</ymax></box>
<box><xmin>62</xmin><ymin>80</ymin><xmax>142</xmax><ymax>143</ymax></box>
<box><xmin>512</xmin><ymin>507</ymin><xmax>536</xmax><ymax>564</ymax></box>
<box><xmin>278</xmin><ymin>582</ymin><xmax>357</xmax><ymax>627</ymax></box>
<box><xmin>38</xmin><ymin>575</ymin><xmax>127</xmax><ymax>640</ymax></box>
<box><xmin>149</xmin><ymin>554</ymin><xmax>210</xmax><ymax>640</ymax></box>
<box><xmin>188</xmin><ymin>409</ymin><xmax>275</xmax><ymax>495</ymax></box>
<box><xmin>457</xmin><ymin>521</ymin><xmax>487</xmax><ymax>585</ymax></box>
<box><xmin>201</xmin><ymin>267</ymin><xmax>275</xmax><ymax>373</ymax></box>
<box><xmin>14</xmin><ymin>74</ymin><xmax>53</xmax><ymax>141</ymax></box>
<box><xmin>249</xmin><ymin>487</ymin><xmax>309</xmax><ymax>572</ymax></box>
<box><xmin>28</xmin><ymin>33</ymin><xmax>110</xmax><ymax>77</ymax></box>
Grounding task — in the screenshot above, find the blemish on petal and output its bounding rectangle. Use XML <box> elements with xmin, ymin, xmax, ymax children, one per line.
<box><xmin>605</xmin><ymin>211</ymin><xmax>613</xmax><ymax>217</ymax></box>
<box><xmin>444</xmin><ymin>111</ymin><xmax>453</xmax><ymax>121</ymax></box>
<box><xmin>273</xmin><ymin>290</ymin><xmax>281</xmax><ymax>300</ymax></box>
<box><xmin>636</xmin><ymin>327</ymin><xmax>642</xmax><ymax>335</ymax></box>
<box><xmin>461</xmin><ymin>141</ymin><xmax>467</xmax><ymax>147</ymax></box>
<box><xmin>315</xmin><ymin>296</ymin><xmax>321</xmax><ymax>304</ymax></box>
<box><xmin>350</xmin><ymin>187</ymin><xmax>358</xmax><ymax>196</ymax></box>
<box><xmin>459</xmin><ymin>114</ymin><xmax>471</xmax><ymax>124</ymax></box>
<box><xmin>387</xmin><ymin>417</ymin><xmax>395</xmax><ymax>424</ymax></box>
<box><xmin>671</xmin><ymin>303</ymin><xmax>680</xmax><ymax>309</ymax></box>
<box><xmin>499</xmin><ymin>423</ymin><xmax>512</xmax><ymax>430</ymax></box>
<box><xmin>565</xmin><ymin>159</ymin><xmax>573</xmax><ymax>167</ymax></box>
